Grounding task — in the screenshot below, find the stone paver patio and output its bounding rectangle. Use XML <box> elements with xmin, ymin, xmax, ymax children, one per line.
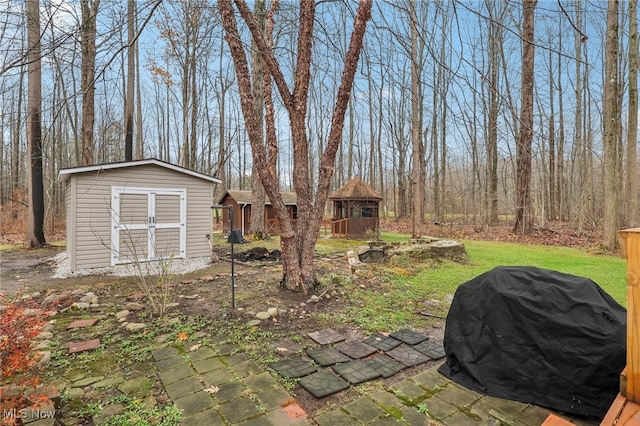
<box><xmin>150</xmin><ymin>330</ymin><xmax>600</xmax><ymax>426</ymax></box>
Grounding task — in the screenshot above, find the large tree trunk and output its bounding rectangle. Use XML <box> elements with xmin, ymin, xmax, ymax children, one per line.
<box><xmin>26</xmin><ymin>0</ymin><xmax>46</xmax><ymax>247</ymax></box>
<box><xmin>249</xmin><ymin>0</ymin><xmax>266</xmax><ymax>238</ymax></box>
<box><xmin>514</xmin><ymin>0</ymin><xmax>537</xmax><ymax>234</ymax></box>
<box><xmin>80</xmin><ymin>0</ymin><xmax>99</xmax><ymax>166</ymax></box>
<box><xmin>409</xmin><ymin>0</ymin><xmax>423</xmax><ymax>237</ymax></box>
<box><xmin>220</xmin><ymin>0</ymin><xmax>372</xmax><ymax>293</ymax></box>
<box><xmin>603</xmin><ymin>0</ymin><xmax>620</xmax><ymax>249</ymax></box>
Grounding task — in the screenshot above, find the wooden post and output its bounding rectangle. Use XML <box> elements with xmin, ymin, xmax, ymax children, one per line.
<box><xmin>619</xmin><ymin>228</ymin><xmax>640</xmax><ymax>403</ymax></box>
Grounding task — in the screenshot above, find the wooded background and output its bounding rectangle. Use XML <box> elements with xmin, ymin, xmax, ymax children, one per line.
<box><xmin>0</xmin><ymin>0</ymin><xmax>638</xmax><ymax>249</ymax></box>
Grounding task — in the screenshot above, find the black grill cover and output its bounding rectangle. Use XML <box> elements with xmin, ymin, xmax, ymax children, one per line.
<box><xmin>438</xmin><ymin>266</ymin><xmax>626</xmax><ymax>418</ymax></box>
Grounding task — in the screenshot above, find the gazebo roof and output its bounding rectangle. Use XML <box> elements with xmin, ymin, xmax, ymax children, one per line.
<box><xmin>329</xmin><ymin>177</ymin><xmax>382</xmax><ymax>200</ymax></box>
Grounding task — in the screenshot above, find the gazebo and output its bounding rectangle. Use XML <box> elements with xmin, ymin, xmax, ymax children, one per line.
<box><xmin>329</xmin><ymin>177</ymin><xmax>382</xmax><ymax>239</ymax></box>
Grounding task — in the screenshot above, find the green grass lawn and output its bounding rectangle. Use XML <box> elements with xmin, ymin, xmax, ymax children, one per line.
<box><xmin>333</xmin><ymin>236</ymin><xmax>628</xmax><ymax>333</ymax></box>
<box><xmin>413</xmin><ymin>239</ymin><xmax>628</xmax><ymax>304</ymax></box>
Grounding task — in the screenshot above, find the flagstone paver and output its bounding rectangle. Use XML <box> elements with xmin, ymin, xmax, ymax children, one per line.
<box><xmin>313</xmin><ymin>408</ymin><xmax>357</xmax><ymax>426</ymax></box>
<box><xmin>389</xmin><ymin>328</ymin><xmax>429</xmax><ymax>345</ymax></box>
<box><xmin>298</xmin><ymin>370</ymin><xmax>350</xmax><ymax>398</ymax></box>
<box><xmin>193</xmin><ymin>357</ymin><xmax>225</xmax><ymax>374</ymax></box>
<box><xmin>181</xmin><ymin>408</ymin><xmax>226</xmax><ymax>426</ymax></box>
<box><xmin>201</xmin><ymin>368</ymin><xmax>235</xmax><ymax>387</ymax></box>
<box><xmin>343</xmin><ymin>397</ymin><xmax>386</xmax><ymax>423</ymax></box>
<box><xmin>269</xmin><ymin>357</ymin><xmax>317</xmax><ymax>378</ymax></box>
<box><xmin>213</xmin><ymin>381</ymin><xmax>246</xmax><ymax>403</ymax></box>
<box><xmin>256</xmin><ymin>388</ymin><xmax>296</xmax><ymax>411</ymax></box>
<box><xmin>307</xmin><ymin>328</ymin><xmax>346</xmax><ymax>345</ymax></box>
<box><xmin>362</xmin><ymin>333</ymin><xmax>402</xmax><ymax>351</ymax></box>
<box><xmin>189</xmin><ymin>347</ymin><xmax>217</xmax><ymax>362</ymax></box>
<box><xmin>68</xmin><ymin>338</ymin><xmax>101</xmax><ymax>354</ymax></box>
<box><xmin>164</xmin><ymin>376</ymin><xmax>202</xmax><ymax>400</ymax></box>
<box><xmin>306</xmin><ymin>346</ymin><xmax>351</xmax><ymax>367</ymax></box>
<box><xmin>156</xmin><ymin>356</ymin><xmax>186</xmax><ymax>371</ymax></box>
<box><xmin>151</xmin><ymin>346</ymin><xmax>180</xmax><ymax>361</ymax></box>
<box><xmin>335</xmin><ymin>340</ymin><xmax>377</xmax><ymax>359</ymax></box>
<box><xmin>67</xmin><ymin>318</ymin><xmax>98</xmax><ymax>328</ymax></box>
<box><xmin>332</xmin><ymin>360</ymin><xmax>381</xmax><ymax>384</ymax></box>
<box><xmin>219</xmin><ymin>398</ymin><xmax>263</xmax><ymax>423</ymax></box>
<box><xmin>386</xmin><ymin>344</ymin><xmax>431</xmax><ymax>366</ymax></box>
<box><xmin>174</xmin><ymin>391</ymin><xmax>216</xmax><ymax>417</ymax></box>
<box><xmin>158</xmin><ymin>364</ymin><xmax>195</xmax><ymax>385</ymax></box>
<box><xmin>244</xmin><ymin>371</ymin><xmax>280</xmax><ymax>391</ymax></box>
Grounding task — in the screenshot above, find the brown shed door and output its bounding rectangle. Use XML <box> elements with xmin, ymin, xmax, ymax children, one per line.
<box><xmin>111</xmin><ymin>187</ymin><xmax>186</xmax><ymax>265</ymax></box>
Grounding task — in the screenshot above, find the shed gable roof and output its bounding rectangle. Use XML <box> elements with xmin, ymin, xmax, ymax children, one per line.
<box><xmin>329</xmin><ymin>177</ymin><xmax>382</xmax><ymax>200</ymax></box>
<box><xmin>58</xmin><ymin>158</ymin><xmax>221</xmax><ymax>184</ymax></box>
<box><xmin>219</xmin><ymin>190</ymin><xmax>297</xmax><ymax>206</ymax></box>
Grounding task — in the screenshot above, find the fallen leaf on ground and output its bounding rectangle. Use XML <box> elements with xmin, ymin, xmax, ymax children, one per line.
<box><xmin>189</xmin><ymin>344</ymin><xmax>201</xmax><ymax>352</ymax></box>
<box><xmin>204</xmin><ymin>386</ymin><xmax>219</xmax><ymax>394</ymax></box>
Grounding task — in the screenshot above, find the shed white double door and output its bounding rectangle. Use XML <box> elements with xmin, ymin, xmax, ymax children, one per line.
<box><xmin>111</xmin><ymin>187</ymin><xmax>186</xmax><ymax>265</ymax></box>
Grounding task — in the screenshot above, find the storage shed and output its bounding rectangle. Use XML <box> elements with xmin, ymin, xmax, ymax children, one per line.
<box><xmin>217</xmin><ymin>190</ymin><xmax>297</xmax><ymax>236</ymax></box>
<box><xmin>59</xmin><ymin>159</ymin><xmax>221</xmax><ymax>271</ymax></box>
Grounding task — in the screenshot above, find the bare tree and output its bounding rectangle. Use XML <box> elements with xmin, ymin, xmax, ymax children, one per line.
<box><xmin>26</xmin><ymin>0</ymin><xmax>45</xmax><ymax>247</ymax></box>
<box><xmin>249</xmin><ymin>0</ymin><xmax>267</xmax><ymax>238</ymax></box>
<box><xmin>514</xmin><ymin>0</ymin><xmax>537</xmax><ymax>234</ymax></box>
<box><xmin>220</xmin><ymin>0</ymin><xmax>372</xmax><ymax>293</ymax></box>
<box><xmin>603</xmin><ymin>0</ymin><xmax>620</xmax><ymax>249</ymax></box>
<box><xmin>409</xmin><ymin>0</ymin><xmax>423</xmax><ymax>237</ymax></box>
<box><xmin>124</xmin><ymin>0</ymin><xmax>134</xmax><ymax>161</ymax></box>
<box><xmin>80</xmin><ymin>0</ymin><xmax>99</xmax><ymax>166</ymax></box>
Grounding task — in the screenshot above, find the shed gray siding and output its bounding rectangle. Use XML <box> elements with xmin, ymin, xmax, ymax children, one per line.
<box><xmin>66</xmin><ymin>164</ymin><xmax>214</xmax><ymax>270</ymax></box>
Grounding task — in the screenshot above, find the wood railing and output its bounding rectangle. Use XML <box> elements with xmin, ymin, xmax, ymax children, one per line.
<box><xmin>331</xmin><ymin>217</ymin><xmax>378</xmax><ymax>238</ymax></box>
<box><xmin>619</xmin><ymin>228</ymin><xmax>640</xmax><ymax>403</ymax></box>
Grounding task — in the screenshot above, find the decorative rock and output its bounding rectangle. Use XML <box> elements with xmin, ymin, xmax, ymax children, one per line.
<box><xmin>23</xmin><ymin>308</ymin><xmax>44</xmax><ymax>316</ymax></box>
<box><xmin>156</xmin><ymin>334</ymin><xmax>171</xmax><ymax>343</ymax></box>
<box><xmin>93</xmin><ymin>376</ymin><xmax>125</xmax><ymax>389</ymax></box>
<box><xmin>71</xmin><ymin>289</ymin><xmax>85</xmax><ymax>295</ymax></box>
<box><xmin>116</xmin><ymin>310</ymin><xmax>130</xmax><ymax>319</ymax></box>
<box><xmin>267</xmin><ymin>307</ymin><xmax>280</xmax><ymax>317</ymax></box>
<box><xmin>118</xmin><ymin>376</ymin><xmax>152</xmax><ymax>398</ymax></box>
<box><xmin>71</xmin><ymin>302</ymin><xmax>90</xmax><ymax>310</ymax></box>
<box><xmin>37</xmin><ymin>351</ymin><xmax>51</xmax><ymax>366</ymax></box>
<box><xmin>65</xmin><ymin>387</ymin><xmax>84</xmax><ymax>400</ymax></box>
<box><xmin>35</xmin><ymin>340</ymin><xmax>51</xmax><ymax>350</ymax></box>
<box><xmin>125</xmin><ymin>323</ymin><xmax>147</xmax><ymax>332</ymax></box>
<box><xmin>72</xmin><ymin>376</ymin><xmax>105</xmax><ymax>388</ymax></box>
<box><xmin>142</xmin><ymin>395</ymin><xmax>157</xmax><ymax>410</ymax></box>
<box><xmin>256</xmin><ymin>312</ymin><xmax>271</xmax><ymax>320</ymax></box>
<box><xmin>247</xmin><ymin>320</ymin><xmax>261</xmax><ymax>326</ymax></box>
<box><xmin>299</xmin><ymin>302</ymin><xmax>306</xmax><ymax>307</ymax></box>
<box><xmin>124</xmin><ymin>303</ymin><xmax>144</xmax><ymax>311</ymax></box>
<box><xmin>80</xmin><ymin>293</ymin><xmax>98</xmax><ymax>304</ymax></box>
<box><xmin>37</xmin><ymin>331</ymin><xmax>53</xmax><ymax>340</ymax></box>
<box><xmin>308</xmin><ymin>295</ymin><xmax>320</xmax><ymax>303</ymax></box>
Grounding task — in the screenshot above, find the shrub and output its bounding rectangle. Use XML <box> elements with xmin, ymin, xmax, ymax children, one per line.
<box><xmin>0</xmin><ymin>293</ymin><xmax>51</xmax><ymax>424</ymax></box>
